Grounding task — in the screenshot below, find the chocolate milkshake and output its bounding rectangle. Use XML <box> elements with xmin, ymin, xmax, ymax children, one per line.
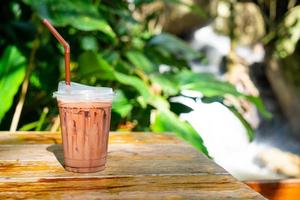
<box><xmin>43</xmin><ymin>20</ymin><xmax>114</xmax><ymax>173</ymax></box>
<box><xmin>54</xmin><ymin>82</ymin><xmax>114</xmax><ymax>173</ymax></box>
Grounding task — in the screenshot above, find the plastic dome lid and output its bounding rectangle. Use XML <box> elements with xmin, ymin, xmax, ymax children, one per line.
<box><xmin>53</xmin><ymin>81</ymin><xmax>114</xmax><ymax>101</ymax></box>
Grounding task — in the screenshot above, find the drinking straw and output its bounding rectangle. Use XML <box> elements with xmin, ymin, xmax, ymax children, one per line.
<box><xmin>42</xmin><ymin>19</ymin><xmax>71</xmax><ymax>85</ymax></box>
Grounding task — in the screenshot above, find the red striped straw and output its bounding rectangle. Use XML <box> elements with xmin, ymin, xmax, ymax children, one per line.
<box><xmin>42</xmin><ymin>19</ymin><xmax>71</xmax><ymax>85</ymax></box>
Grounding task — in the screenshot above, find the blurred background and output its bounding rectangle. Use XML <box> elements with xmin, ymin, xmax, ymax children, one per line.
<box><xmin>1</xmin><ymin>0</ymin><xmax>300</xmax><ymax>188</ymax></box>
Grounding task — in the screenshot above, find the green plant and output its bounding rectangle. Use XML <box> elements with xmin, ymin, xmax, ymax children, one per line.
<box><xmin>252</xmin><ymin>0</ymin><xmax>300</xmax><ymax>58</ymax></box>
<box><xmin>0</xmin><ymin>0</ymin><xmax>270</xmax><ymax>156</ymax></box>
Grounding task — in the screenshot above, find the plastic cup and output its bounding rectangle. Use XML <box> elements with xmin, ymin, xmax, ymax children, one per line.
<box><xmin>53</xmin><ymin>81</ymin><xmax>114</xmax><ymax>173</ymax></box>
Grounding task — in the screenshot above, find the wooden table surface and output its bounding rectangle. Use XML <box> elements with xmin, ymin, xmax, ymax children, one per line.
<box><xmin>0</xmin><ymin>131</ymin><xmax>265</xmax><ymax>199</ymax></box>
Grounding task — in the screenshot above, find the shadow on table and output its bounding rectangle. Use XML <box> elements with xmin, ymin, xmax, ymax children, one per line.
<box><xmin>47</xmin><ymin>144</ymin><xmax>65</xmax><ymax>167</ymax></box>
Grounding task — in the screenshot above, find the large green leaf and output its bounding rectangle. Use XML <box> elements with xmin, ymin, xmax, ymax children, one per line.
<box><xmin>113</xmin><ymin>71</ymin><xmax>208</xmax><ymax>155</ymax></box>
<box><xmin>244</xmin><ymin>95</ymin><xmax>272</xmax><ymax>119</ymax></box>
<box><xmin>80</xmin><ymin>36</ymin><xmax>99</xmax><ymax>51</ymax></box>
<box><xmin>0</xmin><ymin>46</ymin><xmax>26</xmax><ymax>123</ymax></box>
<box><xmin>147</xmin><ymin>33</ymin><xmax>199</xmax><ymax>60</ymax></box>
<box><xmin>149</xmin><ymin>95</ymin><xmax>170</xmax><ymax>111</ymax></box>
<box><xmin>175</xmin><ymin>69</ymin><xmax>218</xmax><ymax>85</ymax></box>
<box><xmin>78</xmin><ymin>51</ymin><xmax>152</xmax><ymax>104</ymax></box>
<box><xmin>24</xmin><ymin>0</ymin><xmax>116</xmax><ymax>41</ymax></box>
<box><xmin>151</xmin><ymin>109</ymin><xmax>209</xmax><ymax>157</ymax></box>
<box><xmin>145</xmin><ymin>46</ymin><xmax>189</xmax><ymax>69</ymax></box>
<box><xmin>183</xmin><ymin>81</ymin><xmax>272</xmax><ymax>119</ymax></box>
<box><xmin>114</xmin><ymin>72</ymin><xmax>151</xmax><ymax>102</ymax></box>
<box><xmin>112</xmin><ymin>90</ymin><xmax>133</xmax><ymax>118</ymax></box>
<box><xmin>181</xmin><ymin>81</ymin><xmax>241</xmax><ymax>97</ymax></box>
<box><xmin>78</xmin><ymin>51</ymin><xmax>115</xmax><ymax>80</ymax></box>
<box><xmin>176</xmin><ymin>70</ymin><xmax>272</xmax><ymax>119</ymax></box>
<box><xmin>227</xmin><ymin>106</ymin><xmax>254</xmax><ymax>141</ymax></box>
<box><xmin>149</xmin><ymin>73</ymin><xmax>179</xmax><ymax>96</ymax></box>
<box><xmin>125</xmin><ymin>51</ymin><xmax>156</xmax><ymax>73</ymax></box>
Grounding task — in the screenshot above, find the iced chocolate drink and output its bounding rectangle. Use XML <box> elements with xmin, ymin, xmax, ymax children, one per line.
<box><xmin>54</xmin><ymin>82</ymin><xmax>114</xmax><ymax>173</ymax></box>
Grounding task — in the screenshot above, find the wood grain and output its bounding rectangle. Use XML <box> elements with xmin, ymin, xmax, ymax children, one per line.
<box><xmin>0</xmin><ymin>144</ymin><xmax>226</xmax><ymax>179</ymax></box>
<box><xmin>0</xmin><ymin>175</ymin><xmax>264</xmax><ymax>200</ymax></box>
<box><xmin>0</xmin><ymin>131</ymin><xmax>182</xmax><ymax>145</ymax></box>
<box><xmin>0</xmin><ymin>132</ymin><xmax>265</xmax><ymax>199</ymax></box>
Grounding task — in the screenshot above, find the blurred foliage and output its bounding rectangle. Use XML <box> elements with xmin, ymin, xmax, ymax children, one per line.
<box><xmin>212</xmin><ymin>0</ymin><xmax>300</xmax><ymax>58</ymax></box>
<box><xmin>275</xmin><ymin>5</ymin><xmax>300</xmax><ymax>58</ymax></box>
<box><xmin>253</xmin><ymin>0</ymin><xmax>300</xmax><ymax>58</ymax></box>
<box><xmin>0</xmin><ymin>46</ymin><xmax>26</xmax><ymax>123</ymax></box>
<box><xmin>263</xmin><ymin>1</ymin><xmax>300</xmax><ymax>58</ymax></box>
<box><xmin>0</xmin><ymin>0</ymin><xmax>270</xmax><ymax>156</ymax></box>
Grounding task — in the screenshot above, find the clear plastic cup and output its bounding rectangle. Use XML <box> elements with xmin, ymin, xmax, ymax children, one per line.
<box><xmin>53</xmin><ymin>81</ymin><xmax>114</xmax><ymax>173</ymax></box>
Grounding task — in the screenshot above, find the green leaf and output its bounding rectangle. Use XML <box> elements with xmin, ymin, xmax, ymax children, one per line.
<box><xmin>136</xmin><ymin>96</ymin><xmax>147</xmax><ymax>109</ymax></box>
<box><xmin>227</xmin><ymin>106</ymin><xmax>254</xmax><ymax>141</ymax></box>
<box><xmin>244</xmin><ymin>96</ymin><xmax>272</xmax><ymax>119</ymax></box>
<box><xmin>151</xmin><ymin>109</ymin><xmax>209</xmax><ymax>157</ymax></box>
<box><xmin>114</xmin><ymin>72</ymin><xmax>151</xmax><ymax>101</ymax></box>
<box><xmin>182</xmin><ymin>81</ymin><xmax>241</xmax><ymax>97</ymax></box>
<box><xmin>0</xmin><ymin>46</ymin><xmax>26</xmax><ymax>123</ymax></box>
<box><xmin>148</xmin><ymin>33</ymin><xmax>199</xmax><ymax>60</ymax></box>
<box><xmin>176</xmin><ymin>70</ymin><xmax>272</xmax><ymax>119</ymax></box>
<box><xmin>80</xmin><ymin>36</ymin><xmax>99</xmax><ymax>51</ymax></box>
<box><xmin>112</xmin><ymin>90</ymin><xmax>133</xmax><ymax>117</ymax></box>
<box><xmin>183</xmin><ymin>82</ymin><xmax>271</xmax><ymax>118</ymax></box>
<box><xmin>175</xmin><ymin>69</ymin><xmax>217</xmax><ymax>85</ymax></box>
<box><xmin>78</xmin><ymin>51</ymin><xmax>152</xmax><ymax>105</ymax></box>
<box><xmin>35</xmin><ymin>107</ymin><xmax>48</xmax><ymax>131</ymax></box>
<box><xmin>71</xmin><ymin>17</ymin><xmax>115</xmax><ymax>39</ymax></box>
<box><xmin>150</xmin><ymin>73</ymin><xmax>179</xmax><ymax>96</ymax></box>
<box><xmin>19</xmin><ymin>121</ymin><xmax>39</xmax><ymax>131</ymax></box>
<box><xmin>24</xmin><ymin>0</ymin><xmax>116</xmax><ymax>41</ymax></box>
<box><xmin>78</xmin><ymin>51</ymin><xmax>115</xmax><ymax>80</ymax></box>
<box><xmin>125</xmin><ymin>51</ymin><xmax>156</xmax><ymax>73</ymax></box>
<box><xmin>146</xmin><ymin>46</ymin><xmax>189</xmax><ymax>69</ymax></box>
<box><xmin>102</xmin><ymin>50</ymin><xmax>120</xmax><ymax>66</ymax></box>
<box><xmin>178</xmin><ymin>69</ymin><xmax>241</xmax><ymax>97</ymax></box>
<box><xmin>149</xmin><ymin>95</ymin><xmax>170</xmax><ymax>111</ymax></box>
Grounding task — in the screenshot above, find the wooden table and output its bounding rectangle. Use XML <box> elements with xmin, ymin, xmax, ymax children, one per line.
<box><xmin>0</xmin><ymin>132</ymin><xmax>265</xmax><ymax>199</ymax></box>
